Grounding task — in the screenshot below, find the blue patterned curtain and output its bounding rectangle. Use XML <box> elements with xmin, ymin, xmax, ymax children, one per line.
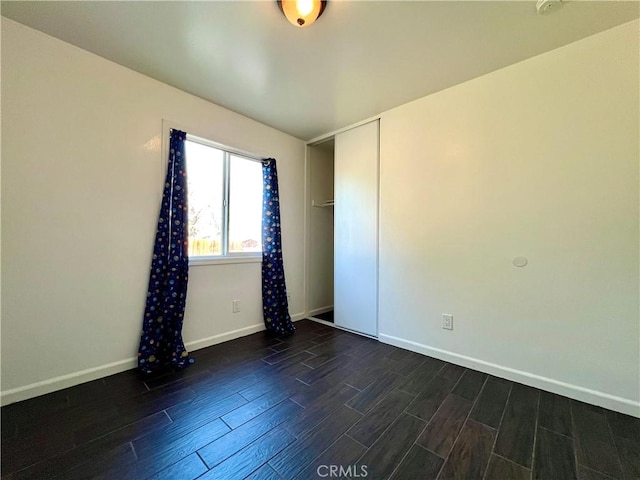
<box><xmin>261</xmin><ymin>158</ymin><xmax>295</xmax><ymax>335</ymax></box>
<box><xmin>138</xmin><ymin>129</ymin><xmax>194</xmax><ymax>374</ymax></box>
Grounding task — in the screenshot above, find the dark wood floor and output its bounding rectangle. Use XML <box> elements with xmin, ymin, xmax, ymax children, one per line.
<box><xmin>2</xmin><ymin>320</ymin><xmax>638</xmax><ymax>480</ymax></box>
<box><xmin>312</xmin><ymin>310</ymin><xmax>334</xmax><ymax>323</ymax></box>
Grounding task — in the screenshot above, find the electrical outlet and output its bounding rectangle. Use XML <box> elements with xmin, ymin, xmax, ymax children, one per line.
<box><xmin>442</xmin><ymin>314</ymin><xmax>453</xmax><ymax>330</ymax></box>
<box><xmin>232</xmin><ymin>300</ymin><xmax>240</xmax><ymax>313</ymax></box>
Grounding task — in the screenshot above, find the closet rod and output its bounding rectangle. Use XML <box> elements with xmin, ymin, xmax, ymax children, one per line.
<box><xmin>312</xmin><ymin>200</ymin><xmax>335</xmax><ymax>208</ymax></box>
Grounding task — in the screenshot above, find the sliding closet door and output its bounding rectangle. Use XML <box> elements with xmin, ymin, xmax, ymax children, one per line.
<box><xmin>334</xmin><ymin>120</ymin><xmax>379</xmax><ymax>336</ymax></box>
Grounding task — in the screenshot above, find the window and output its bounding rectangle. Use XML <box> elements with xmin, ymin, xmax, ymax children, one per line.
<box><xmin>185</xmin><ymin>135</ymin><xmax>263</xmax><ymax>261</ymax></box>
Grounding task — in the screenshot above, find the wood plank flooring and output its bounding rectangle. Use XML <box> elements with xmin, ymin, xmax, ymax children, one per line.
<box><xmin>2</xmin><ymin>319</ymin><xmax>638</xmax><ymax>480</ymax></box>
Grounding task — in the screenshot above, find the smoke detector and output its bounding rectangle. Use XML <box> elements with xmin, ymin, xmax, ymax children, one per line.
<box><xmin>536</xmin><ymin>0</ymin><xmax>564</xmax><ymax>15</ymax></box>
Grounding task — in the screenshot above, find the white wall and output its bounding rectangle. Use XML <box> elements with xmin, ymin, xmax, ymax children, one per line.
<box><xmin>307</xmin><ymin>144</ymin><xmax>334</xmax><ymax>313</ymax></box>
<box><xmin>379</xmin><ymin>20</ymin><xmax>639</xmax><ymax>415</ymax></box>
<box><xmin>1</xmin><ymin>18</ymin><xmax>306</xmax><ymax>402</ymax></box>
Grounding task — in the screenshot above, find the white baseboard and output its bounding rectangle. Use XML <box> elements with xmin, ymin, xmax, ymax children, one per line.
<box><xmin>291</xmin><ymin>312</ymin><xmax>307</xmax><ymax>322</ymax></box>
<box><xmin>309</xmin><ymin>306</ymin><xmax>333</xmax><ymax>317</ymax></box>
<box><xmin>0</xmin><ymin>358</ymin><xmax>138</xmax><ymax>406</ymax></box>
<box><xmin>185</xmin><ymin>323</ymin><xmax>266</xmax><ymax>352</ymax></box>
<box><xmin>1</xmin><ymin>313</ymin><xmax>308</xmax><ymax>407</ymax></box>
<box><xmin>379</xmin><ymin>333</ymin><xmax>640</xmax><ymax>418</ymax></box>
<box><xmin>185</xmin><ymin>312</ymin><xmax>306</xmax><ymax>352</ymax></box>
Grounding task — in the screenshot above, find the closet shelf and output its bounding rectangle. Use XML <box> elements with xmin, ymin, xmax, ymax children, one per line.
<box><xmin>312</xmin><ymin>200</ymin><xmax>335</xmax><ymax>208</ymax></box>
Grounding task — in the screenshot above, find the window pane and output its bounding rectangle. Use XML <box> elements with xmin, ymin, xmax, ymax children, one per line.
<box><xmin>185</xmin><ymin>140</ymin><xmax>224</xmax><ymax>256</ymax></box>
<box><xmin>229</xmin><ymin>155</ymin><xmax>263</xmax><ymax>253</ymax></box>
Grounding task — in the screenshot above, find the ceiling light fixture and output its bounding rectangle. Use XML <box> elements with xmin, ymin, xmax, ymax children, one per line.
<box><xmin>278</xmin><ymin>0</ymin><xmax>327</xmax><ymax>28</ymax></box>
<box><xmin>536</xmin><ymin>0</ymin><xmax>564</xmax><ymax>15</ymax></box>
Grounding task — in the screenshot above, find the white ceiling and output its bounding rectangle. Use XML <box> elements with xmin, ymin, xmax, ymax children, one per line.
<box><xmin>2</xmin><ymin>1</ymin><xmax>638</xmax><ymax>140</ymax></box>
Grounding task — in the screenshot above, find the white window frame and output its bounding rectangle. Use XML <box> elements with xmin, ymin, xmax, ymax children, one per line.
<box><xmin>160</xmin><ymin>121</ymin><xmax>264</xmax><ymax>267</ymax></box>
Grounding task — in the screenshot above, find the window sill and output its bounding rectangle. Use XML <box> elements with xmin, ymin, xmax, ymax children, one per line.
<box><xmin>189</xmin><ymin>255</ymin><xmax>262</xmax><ymax>266</ymax></box>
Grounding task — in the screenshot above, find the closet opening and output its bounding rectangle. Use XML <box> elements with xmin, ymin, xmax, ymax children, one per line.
<box><xmin>306</xmin><ymin>138</ymin><xmax>335</xmax><ymax>324</ymax></box>
<box><xmin>305</xmin><ymin>119</ymin><xmax>379</xmax><ymax>337</ymax></box>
